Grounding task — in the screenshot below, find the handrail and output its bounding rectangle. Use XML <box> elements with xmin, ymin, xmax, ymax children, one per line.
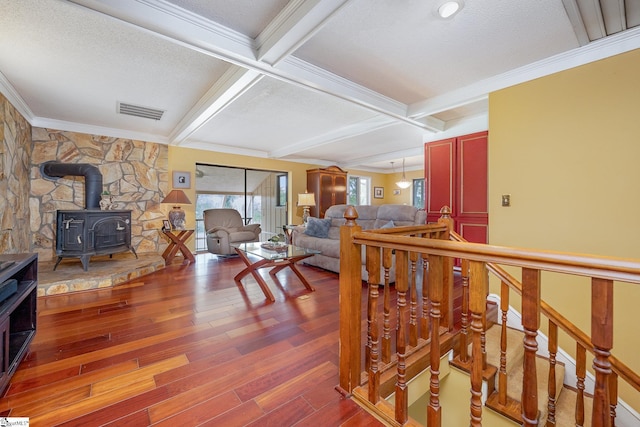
<box><xmin>352</xmin><ymin>230</ymin><xmax>640</xmax><ymax>283</ymax></box>
<box><xmin>449</xmin><ymin>230</ymin><xmax>640</xmax><ymax>392</ymax></box>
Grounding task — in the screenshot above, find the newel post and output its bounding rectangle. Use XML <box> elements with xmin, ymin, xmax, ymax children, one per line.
<box><xmin>338</xmin><ymin>206</ymin><xmax>362</xmax><ymax>394</ymax></box>
<box><xmin>437</xmin><ymin>206</ymin><xmax>454</xmax><ymax>330</ymax></box>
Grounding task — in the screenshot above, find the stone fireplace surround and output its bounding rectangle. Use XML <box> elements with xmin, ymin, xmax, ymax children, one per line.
<box><xmin>1</xmin><ymin>94</ymin><xmax>173</xmax><ymax>295</ymax></box>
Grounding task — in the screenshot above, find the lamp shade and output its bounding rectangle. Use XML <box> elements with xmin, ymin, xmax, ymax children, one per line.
<box><xmin>161</xmin><ymin>189</ymin><xmax>191</xmax><ymax>205</ymax></box>
<box><xmin>396</xmin><ymin>178</ymin><xmax>412</xmax><ymax>189</ymax></box>
<box><xmin>395</xmin><ymin>158</ymin><xmax>412</xmax><ymax>189</ymax></box>
<box><xmin>297</xmin><ymin>192</ymin><xmax>316</xmax><ymax>207</ymax></box>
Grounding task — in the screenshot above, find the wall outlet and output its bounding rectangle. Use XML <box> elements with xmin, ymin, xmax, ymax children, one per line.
<box><xmin>501</xmin><ymin>194</ymin><xmax>511</xmax><ymax>207</ymax></box>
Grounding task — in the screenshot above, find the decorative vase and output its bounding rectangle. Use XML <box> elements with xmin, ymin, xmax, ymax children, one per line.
<box><xmin>99</xmin><ymin>194</ymin><xmax>113</xmax><ymax>210</ymax></box>
<box><xmin>168</xmin><ymin>206</ymin><xmax>186</xmax><ymax>230</ymax></box>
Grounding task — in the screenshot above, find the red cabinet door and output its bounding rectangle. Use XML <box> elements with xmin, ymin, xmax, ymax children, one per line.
<box><xmin>456</xmin><ymin>132</ymin><xmax>488</xmax><ymax>243</ymax></box>
<box><xmin>424</xmin><ymin>131</ymin><xmax>488</xmax><ymax>243</ymax></box>
<box><xmin>425</xmin><ymin>138</ymin><xmax>455</xmax><ymax>224</ymax></box>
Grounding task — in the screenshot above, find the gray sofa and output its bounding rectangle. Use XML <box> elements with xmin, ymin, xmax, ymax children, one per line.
<box><xmin>291</xmin><ymin>204</ymin><xmax>427</xmax><ymax>280</ymax></box>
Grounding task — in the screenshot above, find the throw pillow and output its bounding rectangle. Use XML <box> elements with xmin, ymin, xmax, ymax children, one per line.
<box><xmin>380</xmin><ymin>220</ymin><xmax>395</xmax><ymax>229</ymax></box>
<box><xmin>304</xmin><ymin>217</ymin><xmax>332</xmax><ymax>238</ymax></box>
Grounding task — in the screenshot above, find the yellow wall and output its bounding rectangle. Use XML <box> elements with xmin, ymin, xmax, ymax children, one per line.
<box><xmin>489</xmin><ymin>48</ymin><xmax>640</xmax><ymax>409</ymax></box>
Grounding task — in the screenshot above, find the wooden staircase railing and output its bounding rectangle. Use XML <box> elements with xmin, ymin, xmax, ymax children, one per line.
<box><xmin>337</xmin><ymin>206</ymin><xmax>640</xmax><ymax>427</ymax></box>
<box><xmin>450</xmin><ymin>230</ymin><xmax>640</xmax><ymax>426</ymax></box>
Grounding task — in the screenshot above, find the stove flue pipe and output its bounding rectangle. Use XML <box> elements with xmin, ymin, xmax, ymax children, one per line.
<box><xmin>40</xmin><ymin>161</ymin><xmax>103</xmax><ymax>209</ymax></box>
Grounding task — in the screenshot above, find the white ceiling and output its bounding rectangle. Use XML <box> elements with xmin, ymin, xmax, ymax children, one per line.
<box><xmin>1</xmin><ymin>0</ymin><xmax>640</xmax><ymax>173</ymax></box>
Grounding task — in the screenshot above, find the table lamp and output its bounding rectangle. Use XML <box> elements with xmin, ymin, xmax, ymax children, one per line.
<box><xmin>162</xmin><ymin>189</ymin><xmax>192</xmax><ymax>230</ymax></box>
<box><xmin>297</xmin><ymin>191</ymin><xmax>316</xmax><ymax>225</ymax></box>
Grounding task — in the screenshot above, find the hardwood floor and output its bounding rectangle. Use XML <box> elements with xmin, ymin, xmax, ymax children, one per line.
<box><xmin>1</xmin><ymin>253</ymin><xmax>384</xmax><ymax>426</ymax></box>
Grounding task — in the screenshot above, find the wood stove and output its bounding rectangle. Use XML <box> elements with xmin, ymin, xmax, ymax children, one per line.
<box><xmin>40</xmin><ymin>161</ymin><xmax>138</xmax><ymax>271</ymax></box>
<box><xmin>54</xmin><ymin>209</ymin><xmax>137</xmax><ymax>271</ymax></box>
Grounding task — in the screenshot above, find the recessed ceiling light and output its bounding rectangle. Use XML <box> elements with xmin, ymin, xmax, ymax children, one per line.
<box><xmin>438</xmin><ymin>1</ymin><xmax>461</xmax><ymax>19</ymax></box>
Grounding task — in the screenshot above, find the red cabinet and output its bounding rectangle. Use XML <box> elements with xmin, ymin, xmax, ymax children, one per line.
<box><xmin>424</xmin><ymin>131</ymin><xmax>488</xmax><ymax>243</ymax></box>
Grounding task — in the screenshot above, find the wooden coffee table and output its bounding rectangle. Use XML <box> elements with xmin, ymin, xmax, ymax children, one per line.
<box><xmin>233</xmin><ymin>242</ymin><xmax>320</xmax><ymax>302</ymax></box>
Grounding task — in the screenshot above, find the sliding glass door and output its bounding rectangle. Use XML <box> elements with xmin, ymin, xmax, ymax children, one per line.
<box><xmin>194</xmin><ymin>164</ymin><xmax>288</xmax><ymax>251</ymax></box>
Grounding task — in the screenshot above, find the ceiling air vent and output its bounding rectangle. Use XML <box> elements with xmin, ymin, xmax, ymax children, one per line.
<box><xmin>117</xmin><ymin>102</ymin><xmax>165</xmax><ymax>121</ymax></box>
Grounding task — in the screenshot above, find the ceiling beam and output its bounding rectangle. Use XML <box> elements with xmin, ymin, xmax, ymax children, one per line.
<box><xmin>169</xmin><ymin>66</ymin><xmax>264</xmax><ymax>145</ymax></box>
<box><xmin>256</xmin><ymin>0</ymin><xmax>352</xmax><ymax>66</ymax></box>
<box><xmin>269</xmin><ymin>116</ymin><xmax>398</xmax><ymax>158</ymax></box>
<box><xmin>69</xmin><ymin>0</ymin><xmax>444</xmax><ymax>143</ymax></box>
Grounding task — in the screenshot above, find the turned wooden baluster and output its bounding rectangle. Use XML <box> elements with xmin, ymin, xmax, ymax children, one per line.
<box><xmin>591</xmin><ymin>278</ymin><xmax>613</xmax><ymax>427</ymax></box>
<box><xmin>499</xmin><ymin>280</ymin><xmax>510</xmax><ymax>406</ymax></box>
<box><xmin>338</xmin><ymin>206</ymin><xmax>362</xmax><ymax>394</ymax></box>
<box><xmin>547</xmin><ymin>320</ymin><xmax>558</xmax><ymax>425</ymax></box>
<box><xmin>609</xmin><ymin>371</ymin><xmax>618</xmax><ymax>427</ymax></box>
<box><xmin>575</xmin><ymin>343</ymin><xmax>586</xmax><ymax>427</ymax></box>
<box><xmin>409</xmin><ymin>251</ymin><xmax>419</xmax><ymax>347</ymax></box>
<box><xmin>468</xmin><ymin>260</ymin><xmax>488</xmax><ymax>427</ymax></box>
<box><xmin>428</xmin><ymin>253</ymin><xmax>444</xmax><ymax>427</ymax></box>
<box><xmin>521</xmin><ymin>268</ymin><xmax>541</xmax><ymax>427</ymax></box>
<box><xmin>421</xmin><ymin>253</ymin><xmax>431</xmax><ymax>341</ymax></box>
<box><xmin>458</xmin><ymin>258</ymin><xmax>470</xmax><ymax>363</ymax></box>
<box><xmin>366</xmin><ymin>245</ymin><xmax>382</xmax><ymax>403</ymax></box>
<box><xmin>382</xmin><ymin>247</ymin><xmax>393</xmax><ymax>364</ymax></box>
<box><xmin>395</xmin><ymin>249</ymin><xmax>409</xmax><ymax>424</ymax></box>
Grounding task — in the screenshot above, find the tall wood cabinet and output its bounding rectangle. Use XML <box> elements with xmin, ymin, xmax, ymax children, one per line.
<box><xmin>306</xmin><ymin>166</ymin><xmax>348</xmax><ymax>219</ymax></box>
<box><xmin>424</xmin><ymin>131</ymin><xmax>488</xmax><ymax>243</ymax></box>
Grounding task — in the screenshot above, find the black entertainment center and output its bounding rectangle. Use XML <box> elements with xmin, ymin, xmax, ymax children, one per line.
<box><xmin>0</xmin><ymin>253</ymin><xmax>37</xmax><ymax>395</ymax></box>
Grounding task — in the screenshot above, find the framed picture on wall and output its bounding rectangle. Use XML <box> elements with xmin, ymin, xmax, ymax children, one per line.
<box><xmin>374</xmin><ymin>187</ymin><xmax>384</xmax><ymax>199</ymax></box>
<box><xmin>173</xmin><ymin>171</ymin><xmax>191</xmax><ymax>189</ymax></box>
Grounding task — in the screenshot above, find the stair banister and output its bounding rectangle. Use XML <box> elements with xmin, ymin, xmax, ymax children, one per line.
<box><xmin>339</xmin><ymin>205</ymin><xmax>640</xmax><ymax>426</ymax></box>
<box><xmin>472</xmin><ymin>241</ymin><xmax>640</xmax><ymax>393</ymax></box>
<box><xmin>450</xmin><ymin>230</ymin><xmax>640</xmax><ymax>425</ymax></box>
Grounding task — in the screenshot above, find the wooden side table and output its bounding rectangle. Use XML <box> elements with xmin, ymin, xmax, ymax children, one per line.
<box><xmin>161</xmin><ymin>229</ymin><xmax>195</xmax><ymax>265</ymax></box>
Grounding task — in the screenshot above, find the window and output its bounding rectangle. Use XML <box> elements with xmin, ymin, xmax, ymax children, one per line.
<box><xmin>348</xmin><ymin>175</ymin><xmax>371</xmax><ymax>205</ymax></box>
<box><xmin>276</xmin><ymin>174</ymin><xmax>287</xmax><ymax>207</ymax></box>
<box><xmin>412</xmin><ymin>178</ymin><xmax>425</xmax><ymax>209</ymax></box>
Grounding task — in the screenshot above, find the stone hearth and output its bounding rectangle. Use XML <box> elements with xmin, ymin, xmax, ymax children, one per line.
<box><xmin>37</xmin><ymin>252</ymin><xmax>165</xmax><ymax>296</ymax></box>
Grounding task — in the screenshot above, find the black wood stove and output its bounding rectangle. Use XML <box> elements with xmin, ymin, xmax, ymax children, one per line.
<box><xmin>41</xmin><ymin>161</ymin><xmax>138</xmax><ymax>271</ymax></box>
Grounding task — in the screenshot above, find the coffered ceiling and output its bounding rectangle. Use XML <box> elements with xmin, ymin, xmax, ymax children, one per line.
<box><xmin>1</xmin><ymin>0</ymin><xmax>639</xmax><ymax>172</ymax></box>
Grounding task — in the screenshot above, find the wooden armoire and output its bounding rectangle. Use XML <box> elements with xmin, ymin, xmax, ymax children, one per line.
<box><xmin>306</xmin><ymin>166</ymin><xmax>348</xmax><ymax>219</ymax></box>
<box><xmin>424</xmin><ymin>131</ymin><xmax>488</xmax><ymax>243</ymax></box>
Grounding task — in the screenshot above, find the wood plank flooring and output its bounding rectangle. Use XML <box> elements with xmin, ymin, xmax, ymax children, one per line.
<box><xmin>0</xmin><ymin>254</ymin><xmax>385</xmax><ymax>426</ymax></box>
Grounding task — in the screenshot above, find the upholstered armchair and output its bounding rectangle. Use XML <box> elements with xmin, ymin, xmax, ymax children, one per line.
<box><xmin>203</xmin><ymin>209</ymin><xmax>262</xmax><ymax>256</ymax></box>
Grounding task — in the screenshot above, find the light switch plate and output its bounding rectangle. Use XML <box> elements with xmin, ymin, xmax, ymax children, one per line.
<box><xmin>501</xmin><ymin>194</ymin><xmax>511</xmax><ymax>207</ymax></box>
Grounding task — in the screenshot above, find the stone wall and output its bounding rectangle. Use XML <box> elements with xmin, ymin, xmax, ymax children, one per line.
<box><xmin>30</xmin><ymin>129</ymin><xmax>169</xmax><ymax>262</ymax></box>
<box><xmin>0</xmin><ymin>94</ymin><xmax>32</xmax><ymax>254</ymax></box>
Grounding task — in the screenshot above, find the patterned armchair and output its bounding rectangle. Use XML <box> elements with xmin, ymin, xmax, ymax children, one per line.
<box><xmin>203</xmin><ymin>209</ymin><xmax>261</xmax><ymax>256</ymax></box>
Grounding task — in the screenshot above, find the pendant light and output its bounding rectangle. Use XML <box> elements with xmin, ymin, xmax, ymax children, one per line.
<box><xmin>395</xmin><ymin>158</ymin><xmax>411</xmax><ymax>189</ymax></box>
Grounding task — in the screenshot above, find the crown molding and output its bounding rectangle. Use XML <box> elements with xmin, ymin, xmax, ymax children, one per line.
<box><xmin>31</xmin><ymin>117</ymin><xmax>169</xmax><ymax>145</ymax></box>
<box><xmin>408</xmin><ymin>26</ymin><xmax>640</xmax><ymax>118</ymax></box>
<box><xmin>0</xmin><ymin>72</ymin><xmax>35</xmax><ymax>123</ymax></box>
